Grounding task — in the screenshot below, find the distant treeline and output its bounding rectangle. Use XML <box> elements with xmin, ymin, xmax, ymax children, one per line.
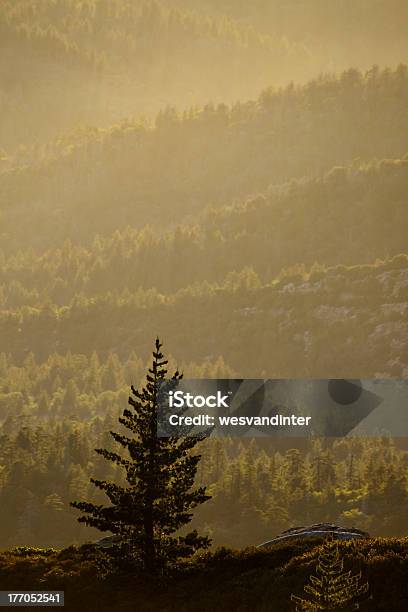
<box><xmin>0</xmin><ymin>0</ymin><xmax>307</xmax><ymax>149</ymax></box>
<box><xmin>171</xmin><ymin>0</ymin><xmax>408</xmax><ymax>68</ymax></box>
<box><xmin>1</xmin><ymin>66</ymin><xmax>408</xmax><ymax>252</ymax></box>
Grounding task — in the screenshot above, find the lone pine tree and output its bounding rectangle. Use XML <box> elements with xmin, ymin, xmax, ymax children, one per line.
<box><xmin>291</xmin><ymin>538</ymin><xmax>369</xmax><ymax>610</ymax></box>
<box><xmin>71</xmin><ymin>338</ymin><xmax>211</xmax><ymax>573</ymax></box>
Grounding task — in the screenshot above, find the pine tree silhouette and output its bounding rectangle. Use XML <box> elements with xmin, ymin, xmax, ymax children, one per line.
<box><xmin>71</xmin><ymin>338</ymin><xmax>211</xmax><ymax>574</ymax></box>
<box><xmin>291</xmin><ymin>538</ymin><xmax>369</xmax><ymax>610</ymax></box>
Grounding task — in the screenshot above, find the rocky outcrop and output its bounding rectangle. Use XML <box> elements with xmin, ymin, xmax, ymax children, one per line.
<box><xmin>258</xmin><ymin>523</ymin><xmax>369</xmax><ymax>548</ymax></box>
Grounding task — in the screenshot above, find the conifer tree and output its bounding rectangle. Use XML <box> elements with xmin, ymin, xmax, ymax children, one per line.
<box><xmin>71</xmin><ymin>338</ymin><xmax>211</xmax><ymax>574</ymax></box>
<box><xmin>291</xmin><ymin>538</ymin><xmax>369</xmax><ymax>610</ymax></box>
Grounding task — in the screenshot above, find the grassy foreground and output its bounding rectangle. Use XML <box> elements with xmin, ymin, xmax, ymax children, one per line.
<box><xmin>0</xmin><ymin>538</ymin><xmax>407</xmax><ymax>610</ymax></box>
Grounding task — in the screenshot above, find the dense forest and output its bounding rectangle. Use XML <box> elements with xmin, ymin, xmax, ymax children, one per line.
<box><xmin>1</xmin><ymin>418</ymin><xmax>407</xmax><ymax>550</ymax></box>
<box><xmin>0</xmin><ymin>0</ymin><xmax>407</xmax><ymax>584</ymax></box>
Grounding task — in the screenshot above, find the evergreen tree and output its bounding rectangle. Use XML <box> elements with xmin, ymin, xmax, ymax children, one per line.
<box><xmin>71</xmin><ymin>338</ymin><xmax>211</xmax><ymax>574</ymax></box>
<box><xmin>291</xmin><ymin>538</ymin><xmax>369</xmax><ymax>610</ymax></box>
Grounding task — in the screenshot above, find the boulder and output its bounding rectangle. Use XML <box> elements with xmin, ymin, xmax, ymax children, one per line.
<box><xmin>258</xmin><ymin>523</ymin><xmax>369</xmax><ymax>548</ymax></box>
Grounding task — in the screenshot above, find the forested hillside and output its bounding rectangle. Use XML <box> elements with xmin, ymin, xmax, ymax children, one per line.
<box><xmin>1</xmin><ymin>155</ymin><xmax>407</xmax><ymax>297</ymax></box>
<box><xmin>0</xmin><ymin>0</ymin><xmax>307</xmax><ymax>150</ymax></box>
<box><xmin>0</xmin><ymin>254</ymin><xmax>406</xmax><ymax>376</ymax></box>
<box><xmin>1</xmin><ymin>66</ymin><xmax>408</xmax><ymax>252</ymax></box>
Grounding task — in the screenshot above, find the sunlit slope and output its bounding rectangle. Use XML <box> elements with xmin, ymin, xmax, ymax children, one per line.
<box><xmin>1</xmin><ymin>255</ymin><xmax>406</xmax><ymax>377</ymax></box>
<box><xmin>0</xmin><ymin>0</ymin><xmax>306</xmax><ymax>149</ymax></box>
<box><xmin>1</xmin><ymin>66</ymin><xmax>408</xmax><ymax>252</ymax></box>
<box><xmin>1</xmin><ymin>155</ymin><xmax>407</xmax><ymax>300</ymax></box>
<box><xmin>3</xmin><ymin>0</ymin><xmax>408</xmax><ymax>151</ymax></box>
